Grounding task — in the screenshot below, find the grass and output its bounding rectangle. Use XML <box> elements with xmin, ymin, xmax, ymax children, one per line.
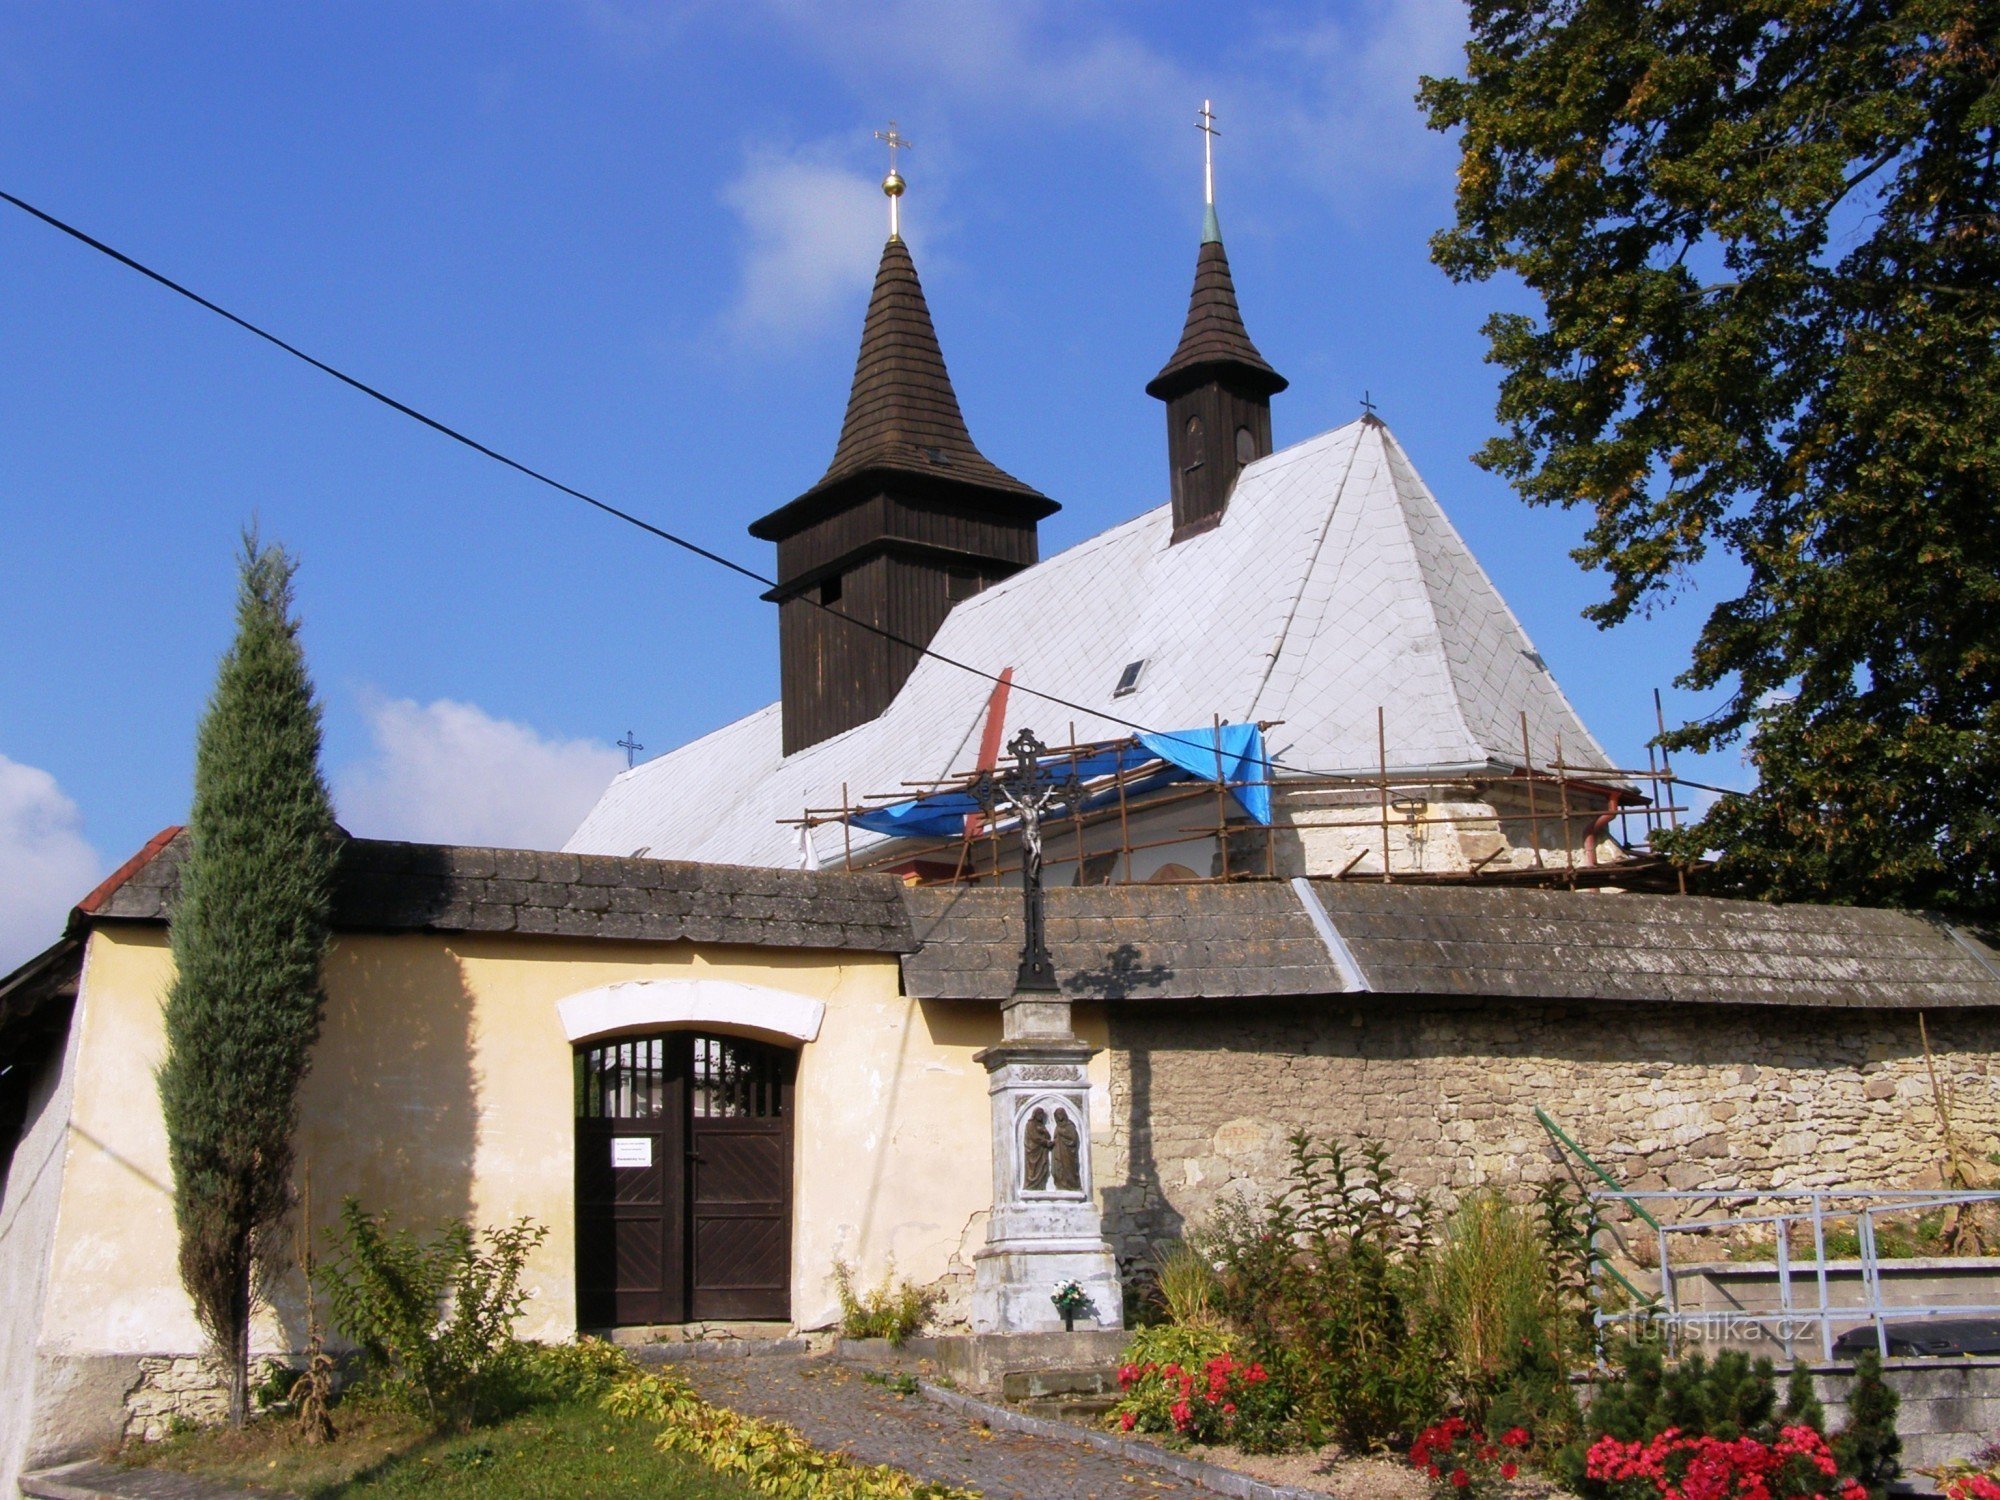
<box><xmin>1721</xmin><ymin>1208</ymin><xmax>1978</xmax><ymax>1263</ymax></box>
<box><xmin>122</xmin><ymin>1392</ymin><xmax>761</xmax><ymax>1498</ymax></box>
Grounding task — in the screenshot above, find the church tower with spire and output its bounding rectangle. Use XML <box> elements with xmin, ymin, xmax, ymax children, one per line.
<box><xmin>1147</xmin><ymin>102</ymin><xmax>1287</xmax><ymax>542</ymax></box>
<box><xmin>750</xmin><ymin>138</ymin><xmax>1056</xmax><ymax>755</ymax></box>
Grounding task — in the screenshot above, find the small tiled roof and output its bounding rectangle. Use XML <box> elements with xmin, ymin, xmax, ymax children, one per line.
<box><xmin>901</xmin><ymin>883</ymin><xmax>1346</xmax><ymax>1001</ymax></box>
<box><xmin>750</xmin><ymin>236</ymin><xmax>1051</xmax><ymax>540</ymax></box>
<box><xmin>899</xmin><ymin>880</ymin><xmax>2000</xmax><ymax>1009</ymax></box>
<box><xmin>1146</xmin><ymin>231</ymin><xmax>1287</xmax><ymax>401</ymax></box>
<box><xmin>0</xmin><ymin>934</ymin><xmax>84</xmax><ymax>1060</ymax></box>
<box><xmin>1307</xmin><ymin>882</ymin><xmax>2000</xmax><ymax>1007</ymax></box>
<box><xmin>82</xmin><ymin>830</ymin><xmax>916</xmax><ymax>953</ymax></box>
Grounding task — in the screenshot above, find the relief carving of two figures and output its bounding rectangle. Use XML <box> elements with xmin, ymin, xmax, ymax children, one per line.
<box><xmin>1023</xmin><ymin>1104</ymin><xmax>1081</xmax><ymax>1193</ymax></box>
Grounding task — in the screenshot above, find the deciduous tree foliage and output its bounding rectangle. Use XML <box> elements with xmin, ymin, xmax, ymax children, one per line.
<box><xmin>158</xmin><ymin>537</ymin><xmax>337</xmax><ymax>1425</ymax></box>
<box><xmin>1422</xmin><ymin>0</ymin><xmax>2000</xmax><ymax>914</ymax></box>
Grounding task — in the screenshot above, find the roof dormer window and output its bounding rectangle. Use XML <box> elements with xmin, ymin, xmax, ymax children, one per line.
<box><xmin>1114</xmin><ymin>659</ymin><xmax>1147</xmax><ymax>697</ymax></box>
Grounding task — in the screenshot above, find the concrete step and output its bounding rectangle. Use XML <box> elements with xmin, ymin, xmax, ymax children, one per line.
<box><xmin>605</xmin><ymin>1322</ymin><xmax>811</xmax><ymax>1362</ymax></box>
<box><xmin>1001</xmin><ymin>1366</ymin><xmax>1119</xmax><ymax>1401</ymax></box>
<box><xmin>1013</xmin><ymin>1393</ymin><xmax>1121</xmax><ymax>1424</ymax></box>
<box><xmin>632</xmin><ymin>1338</ymin><xmax>810</xmax><ymax>1362</ymax></box>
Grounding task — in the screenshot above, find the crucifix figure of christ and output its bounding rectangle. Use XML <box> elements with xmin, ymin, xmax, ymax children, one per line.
<box><xmin>972</xmin><ymin>728</ymin><xmax>1084</xmax><ymax>992</ymax></box>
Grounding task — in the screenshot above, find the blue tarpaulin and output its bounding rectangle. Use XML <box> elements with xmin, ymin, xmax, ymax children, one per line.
<box><xmin>845</xmin><ymin>724</ymin><xmax>1272</xmax><ymax>840</ymax></box>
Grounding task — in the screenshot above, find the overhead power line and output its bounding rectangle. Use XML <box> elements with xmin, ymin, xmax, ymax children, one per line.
<box><xmin>1</xmin><ymin>187</ymin><xmax>1700</xmax><ymax>805</ymax></box>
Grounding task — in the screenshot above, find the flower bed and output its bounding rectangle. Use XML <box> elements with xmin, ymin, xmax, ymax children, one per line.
<box><xmin>1112</xmin><ymin>1351</ymin><xmax>1286</xmax><ymax>1450</ymax></box>
<box><xmin>1408</xmin><ymin>1416</ymin><xmax>1530</xmax><ymax>1499</ymax></box>
<box><xmin>1584</xmin><ymin>1425</ymin><xmax>1867</xmax><ymax>1500</ymax></box>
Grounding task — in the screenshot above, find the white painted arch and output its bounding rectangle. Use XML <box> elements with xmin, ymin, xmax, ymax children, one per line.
<box><xmin>556</xmin><ymin>978</ymin><xmax>825</xmax><ymax>1046</ymax></box>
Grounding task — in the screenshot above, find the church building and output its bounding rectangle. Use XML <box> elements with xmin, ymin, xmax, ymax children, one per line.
<box><xmin>7</xmin><ymin>134</ymin><xmax>2000</xmax><ymax>1490</ymax></box>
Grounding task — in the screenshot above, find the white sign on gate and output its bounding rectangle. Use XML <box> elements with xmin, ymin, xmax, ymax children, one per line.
<box><xmin>611</xmin><ymin>1137</ymin><xmax>653</xmax><ymax>1169</ymax></box>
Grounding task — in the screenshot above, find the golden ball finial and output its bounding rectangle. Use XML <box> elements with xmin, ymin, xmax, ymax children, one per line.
<box><xmin>883</xmin><ymin>169</ymin><xmax>905</xmax><ymax>198</ymax></box>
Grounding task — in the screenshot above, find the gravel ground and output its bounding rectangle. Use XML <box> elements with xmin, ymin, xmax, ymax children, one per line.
<box><xmin>674</xmin><ymin>1354</ymin><xmax>1224</xmax><ymax>1499</ymax></box>
<box><xmin>1182</xmin><ymin>1448</ymin><xmax>1426</xmax><ymax>1500</ymax></box>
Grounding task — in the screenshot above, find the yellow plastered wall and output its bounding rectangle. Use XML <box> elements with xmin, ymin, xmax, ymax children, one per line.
<box><xmin>42</xmin><ymin>923</ymin><xmax>1001</xmax><ymax>1353</ymax></box>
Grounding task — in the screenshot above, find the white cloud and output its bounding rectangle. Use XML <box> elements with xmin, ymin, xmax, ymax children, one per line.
<box><xmin>334</xmin><ymin>695</ymin><xmax>625</xmax><ymax>851</ymax></box>
<box><xmin>720</xmin><ymin>144</ymin><xmax>889</xmax><ymax>344</ymax></box>
<box><xmin>720</xmin><ymin>0</ymin><xmax>1467</xmax><ymax>208</ymax></box>
<box><xmin>1239</xmin><ymin>0</ymin><xmax>1468</xmax><ymax>204</ymax></box>
<box><xmin>0</xmin><ymin>754</ymin><xmax>103</xmax><ymax>973</ymax></box>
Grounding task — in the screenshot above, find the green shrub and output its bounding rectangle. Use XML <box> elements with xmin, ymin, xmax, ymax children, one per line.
<box><xmin>319</xmin><ymin>1197</ymin><xmax>548</xmax><ymax>1430</ymax></box>
<box><xmin>1432</xmin><ymin>1191</ymin><xmax>1582</xmax><ymax>1444</ymax></box>
<box><xmin>1151</xmin><ymin>1241</ymin><xmax>1222</xmax><ymax>1329</ymax></box>
<box><xmin>1832</xmin><ymin>1351</ymin><xmax>1901</xmax><ymax>1498</ymax></box>
<box><xmin>1432</xmin><ymin>1193</ymin><xmax>1557</xmax><ymax>1393</ymax></box>
<box><xmin>252</xmin><ymin>1357</ymin><xmax>298</xmax><ymax>1413</ymax></box>
<box><xmin>495</xmin><ymin>1337</ymin><xmax>636</xmax><ymax>1411</ymax></box>
<box><xmin>1203</xmin><ymin>1133</ymin><xmax>1446</xmax><ymax>1450</ymax></box>
<box><xmin>830</xmin><ymin>1261</ymin><xmax>936</xmax><ymax>1346</ymax></box>
<box><xmin>1109</xmin><ymin>1324</ymin><xmax>1294</xmax><ymax>1452</ymax></box>
<box><xmin>1116</xmin><ymin>1349</ymin><xmax>1292</xmax><ymax>1452</ymax></box>
<box><xmin>1785</xmin><ymin>1362</ymin><xmax>1827</xmax><ymax>1436</ymax></box>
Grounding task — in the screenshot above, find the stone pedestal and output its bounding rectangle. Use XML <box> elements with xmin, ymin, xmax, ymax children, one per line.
<box><xmin>970</xmin><ymin>998</ymin><xmax>1123</xmax><ymax>1334</ymax></box>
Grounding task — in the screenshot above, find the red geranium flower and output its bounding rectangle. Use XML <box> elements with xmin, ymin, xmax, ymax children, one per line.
<box><xmin>1501</xmin><ymin>1462</ymin><xmax>1519</xmax><ymax>1480</ymax></box>
<box><xmin>1451</xmin><ymin>1469</ymin><xmax>1471</xmax><ymax>1488</ymax></box>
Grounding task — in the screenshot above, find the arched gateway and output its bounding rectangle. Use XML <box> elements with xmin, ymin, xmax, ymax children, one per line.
<box><xmin>560</xmin><ymin>980</ymin><xmax>821</xmax><ymax>1327</ymax></box>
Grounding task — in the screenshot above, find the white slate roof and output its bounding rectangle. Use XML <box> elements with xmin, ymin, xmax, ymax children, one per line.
<box><xmin>567</xmin><ymin>419</ymin><xmax>1616</xmax><ymax>868</ymax></box>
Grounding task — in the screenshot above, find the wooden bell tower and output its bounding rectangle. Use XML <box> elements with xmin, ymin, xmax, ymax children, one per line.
<box><xmin>751</xmin><ymin>148</ymin><xmax>1055</xmax><ymax>756</ymax></box>
<box><xmin>1146</xmin><ymin>102</ymin><xmax>1287</xmax><ymax>543</ymax></box>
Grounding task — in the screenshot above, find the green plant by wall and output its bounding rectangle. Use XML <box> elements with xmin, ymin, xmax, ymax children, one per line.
<box><xmin>604</xmin><ymin>1367</ymin><xmax>978</xmax><ymax>1498</ymax></box>
<box><xmin>1785</xmin><ymin>1364</ymin><xmax>1827</xmax><ymax>1438</ymax></box>
<box><xmin>1432</xmin><ymin>1194</ymin><xmax>1561</xmax><ymax>1393</ymax></box>
<box><xmin>830</xmin><ymin>1261</ymin><xmax>938</xmax><ymax>1346</ymax></box>
<box><xmin>319</xmin><ymin>1198</ymin><xmax>549</xmax><ymax>1430</ymax></box>
<box><xmin>1832</xmin><ymin>1351</ymin><xmax>1901</xmax><ymax>1499</ymax></box>
<box><xmin>1149</xmin><ymin>1241</ymin><xmax>1222</xmax><ymax>1329</ymax></box>
<box><xmin>1203</xmin><ymin>1133</ymin><xmax>1446</xmax><ymax>1450</ymax></box>
<box><xmin>158</xmin><ymin>534</ymin><xmax>339</xmax><ymax>1428</ymax></box>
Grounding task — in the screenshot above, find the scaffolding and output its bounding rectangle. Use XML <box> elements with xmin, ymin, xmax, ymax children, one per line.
<box><xmin>782</xmin><ymin>706</ymin><xmax>1701</xmax><ymax>893</ymax></box>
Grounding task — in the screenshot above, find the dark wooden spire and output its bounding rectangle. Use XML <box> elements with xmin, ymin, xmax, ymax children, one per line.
<box><xmin>754</xmin><ymin>237</ymin><xmax>1051</xmax><ymax>541</ymax></box>
<box><xmin>752</xmin><ymin>236</ymin><xmax>1055</xmax><ymax>755</ymax></box>
<box><xmin>1148</xmin><ymin>219</ymin><xmax>1287</xmax><ymax>542</ymax></box>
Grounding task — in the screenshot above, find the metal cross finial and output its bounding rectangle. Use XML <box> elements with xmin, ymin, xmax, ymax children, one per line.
<box><xmin>617</xmin><ymin>730</ymin><xmax>644</xmax><ymax>769</ymax></box>
<box><xmin>874</xmin><ymin>121</ymin><xmax>912</xmax><ymax>239</ymax></box>
<box><xmin>972</xmin><ymin>727</ymin><xmax>1084</xmax><ymax>992</ymax></box>
<box><xmin>1361</xmin><ymin>389</ymin><xmax>1379</xmax><ymax>419</ymax></box>
<box><xmin>1196</xmin><ymin>99</ymin><xmax>1219</xmax><ymax>207</ymax></box>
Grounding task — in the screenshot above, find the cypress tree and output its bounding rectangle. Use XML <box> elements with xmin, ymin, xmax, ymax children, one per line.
<box><xmin>158</xmin><ymin>536</ymin><xmax>338</xmax><ymax>1427</ymax></box>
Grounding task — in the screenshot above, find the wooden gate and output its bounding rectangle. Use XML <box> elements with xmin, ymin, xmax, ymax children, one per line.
<box><xmin>575</xmin><ymin>1032</ymin><xmax>794</xmax><ymax>1327</ymax></box>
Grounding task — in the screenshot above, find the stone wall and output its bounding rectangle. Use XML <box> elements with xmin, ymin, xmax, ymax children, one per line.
<box><xmin>122</xmin><ymin>1357</ymin><xmax>230</xmax><ymax>1442</ymax></box>
<box><xmin>1098</xmin><ymin>999</ymin><xmax>2000</xmax><ymax>1257</ymax></box>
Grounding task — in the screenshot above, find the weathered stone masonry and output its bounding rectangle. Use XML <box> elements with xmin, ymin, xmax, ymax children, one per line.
<box><xmin>1098</xmin><ymin>1000</ymin><xmax>2000</xmax><ymax>1256</ymax></box>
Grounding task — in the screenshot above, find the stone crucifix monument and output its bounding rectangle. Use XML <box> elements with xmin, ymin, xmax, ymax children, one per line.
<box><xmin>968</xmin><ymin>731</ymin><xmax>1123</xmax><ymax>1335</ymax></box>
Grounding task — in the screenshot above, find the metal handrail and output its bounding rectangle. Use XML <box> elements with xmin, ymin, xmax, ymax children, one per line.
<box><xmin>1590</xmin><ymin>1187</ymin><xmax>2000</xmax><ymax>1361</ymax></box>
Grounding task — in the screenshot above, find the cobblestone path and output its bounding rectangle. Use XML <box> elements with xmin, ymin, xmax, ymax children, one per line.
<box><xmin>673</xmin><ymin>1354</ymin><xmax>1219</xmax><ymax>1500</ymax></box>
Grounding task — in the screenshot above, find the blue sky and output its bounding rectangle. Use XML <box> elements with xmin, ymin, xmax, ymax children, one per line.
<box><xmin>0</xmin><ymin>0</ymin><xmax>1748</xmax><ymax>967</ymax></box>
